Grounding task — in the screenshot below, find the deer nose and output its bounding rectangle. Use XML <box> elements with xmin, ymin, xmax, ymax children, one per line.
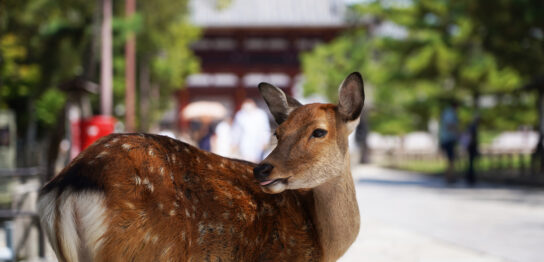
<box><xmin>253</xmin><ymin>163</ymin><xmax>274</xmax><ymax>181</ymax></box>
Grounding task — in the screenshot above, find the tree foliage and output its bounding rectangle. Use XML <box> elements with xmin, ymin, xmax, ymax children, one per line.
<box><xmin>0</xmin><ymin>0</ymin><xmax>199</xmax><ymax>139</ymax></box>
<box><xmin>302</xmin><ymin>0</ymin><xmax>539</xmax><ymax>135</ymax></box>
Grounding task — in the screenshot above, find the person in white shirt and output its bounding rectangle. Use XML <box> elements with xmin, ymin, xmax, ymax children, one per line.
<box><xmin>231</xmin><ymin>99</ymin><xmax>271</xmax><ymax>162</ymax></box>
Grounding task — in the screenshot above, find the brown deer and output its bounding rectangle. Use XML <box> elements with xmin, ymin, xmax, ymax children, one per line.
<box><xmin>37</xmin><ymin>72</ymin><xmax>364</xmax><ymax>262</ymax></box>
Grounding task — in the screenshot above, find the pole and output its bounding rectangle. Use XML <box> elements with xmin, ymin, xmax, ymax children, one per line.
<box><xmin>125</xmin><ymin>0</ymin><xmax>136</xmax><ymax>131</ymax></box>
<box><xmin>538</xmin><ymin>90</ymin><xmax>544</xmax><ymax>170</ymax></box>
<box><xmin>100</xmin><ymin>0</ymin><xmax>113</xmax><ymax>116</ymax></box>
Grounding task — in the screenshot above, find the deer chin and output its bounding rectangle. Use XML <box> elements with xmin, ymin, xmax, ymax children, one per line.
<box><xmin>259</xmin><ymin>178</ymin><xmax>289</xmax><ymax>194</ymax></box>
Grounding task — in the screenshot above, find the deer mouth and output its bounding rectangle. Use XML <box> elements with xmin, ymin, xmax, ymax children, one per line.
<box><xmin>259</xmin><ymin>178</ymin><xmax>288</xmax><ymax>187</ymax></box>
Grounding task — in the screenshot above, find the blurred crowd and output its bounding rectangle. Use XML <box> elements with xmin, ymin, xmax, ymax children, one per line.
<box><xmin>163</xmin><ymin>99</ymin><xmax>273</xmax><ymax>163</ymax></box>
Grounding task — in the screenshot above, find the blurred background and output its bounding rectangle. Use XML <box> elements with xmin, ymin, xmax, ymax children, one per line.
<box><xmin>0</xmin><ymin>0</ymin><xmax>543</xmax><ymax>261</ymax></box>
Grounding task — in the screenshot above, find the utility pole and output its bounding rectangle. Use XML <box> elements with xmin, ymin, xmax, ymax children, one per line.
<box><xmin>100</xmin><ymin>0</ymin><xmax>113</xmax><ymax>116</ymax></box>
<box><xmin>125</xmin><ymin>0</ymin><xmax>136</xmax><ymax>131</ymax></box>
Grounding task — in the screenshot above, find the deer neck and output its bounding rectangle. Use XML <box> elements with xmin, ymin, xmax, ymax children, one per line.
<box><xmin>310</xmin><ymin>163</ymin><xmax>360</xmax><ymax>262</ymax></box>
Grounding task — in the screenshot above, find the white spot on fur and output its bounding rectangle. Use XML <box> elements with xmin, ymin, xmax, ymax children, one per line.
<box><xmin>169</xmin><ymin>209</ymin><xmax>176</xmax><ymax>216</ymax></box>
<box><xmin>134</xmin><ymin>175</ymin><xmax>142</xmax><ymax>185</ymax></box>
<box><xmin>171</xmin><ymin>154</ymin><xmax>176</xmax><ymax>163</ymax></box>
<box><xmin>160</xmin><ymin>167</ymin><xmax>165</xmax><ymax>176</ymax></box>
<box><xmin>198</xmin><ymin>223</ymin><xmax>204</xmax><ymax>234</ymax></box>
<box><xmin>122</xmin><ymin>143</ymin><xmax>132</xmax><ymax>151</ymax></box>
<box><xmin>148</xmin><ymin>149</ymin><xmax>155</xmax><ymax>156</ymax></box>
<box><xmin>144</xmin><ymin>231</ymin><xmax>151</xmax><ymax>243</ymax></box>
<box><xmin>222</xmin><ymin>190</ymin><xmax>232</xmax><ymax>199</ymax></box>
<box><xmin>111</xmin><ymin>137</ymin><xmax>120</xmax><ymax>143</ymax></box>
<box><xmin>125</xmin><ymin>202</ymin><xmax>135</xmax><ymax>209</ymax></box>
<box><xmin>158</xmin><ymin>203</ymin><xmax>164</xmax><ymax>210</ymax></box>
<box><xmin>142</xmin><ymin>177</ymin><xmax>154</xmax><ymax>192</ymax></box>
<box><xmin>185</xmin><ymin>209</ymin><xmax>190</xmax><ymax>218</ymax></box>
<box><xmin>146</xmin><ymin>183</ymin><xmax>154</xmax><ymax>192</ymax></box>
<box><xmin>96</xmin><ymin>151</ymin><xmax>109</xmax><ymax>159</ymax></box>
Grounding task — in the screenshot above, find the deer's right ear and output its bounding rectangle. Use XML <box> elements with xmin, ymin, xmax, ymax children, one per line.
<box><xmin>259</xmin><ymin>82</ymin><xmax>302</xmax><ymax>124</ymax></box>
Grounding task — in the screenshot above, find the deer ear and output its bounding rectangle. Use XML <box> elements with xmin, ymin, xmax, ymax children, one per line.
<box><xmin>337</xmin><ymin>72</ymin><xmax>365</xmax><ymax>132</ymax></box>
<box><xmin>259</xmin><ymin>82</ymin><xmax>302</xmax><ymax>124</ymax></box>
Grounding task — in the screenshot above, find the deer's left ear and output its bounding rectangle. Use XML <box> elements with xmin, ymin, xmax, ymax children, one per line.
<box><xmin>337</xmin><ymin>72</ymin><xmax>365</xmax><ymax>133</ymax></box>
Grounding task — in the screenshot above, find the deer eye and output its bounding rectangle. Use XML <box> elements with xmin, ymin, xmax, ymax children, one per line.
<box><xmin>311</xmin><ymin>129</ymin><xmax>328</xmax><ymax>138</ymax></box>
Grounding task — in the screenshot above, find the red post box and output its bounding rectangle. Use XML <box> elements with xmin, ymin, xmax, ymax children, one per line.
<box><xmin>81</xmin><ymin>115</ymin><xmax>116</xmax><ymax>150</ymax></box>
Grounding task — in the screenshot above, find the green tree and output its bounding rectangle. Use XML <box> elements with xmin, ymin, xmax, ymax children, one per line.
<box><xmin>120</xmin><ymin>0</ymin><xmax>200</xmax><ymax>131</ymax></box>
<box><xmin>0</xmin><ymin>0</ymin><xmax>200</xmax><ymax>164</ymax></box>
<box><xmin>302</xmin><ymin>0</ymin><xmax>534</xmax><ymax>135</ymax></box>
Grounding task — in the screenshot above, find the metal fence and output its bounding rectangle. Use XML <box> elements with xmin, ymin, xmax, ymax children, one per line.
<box><xmin>0</xmin><ymin>167</ymin><xmax>45</xmax><ymax>262</ymax></box>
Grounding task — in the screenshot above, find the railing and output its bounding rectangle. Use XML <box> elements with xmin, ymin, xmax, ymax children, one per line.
<box><xmin>471</xmin><ymin>149</ymin><xmax>543</xmax><ymax>185</ymax></box>
<box><xmin>374</xmin><ymin>148</ymin><xmax>543</xmax><ymax>185</ymax></box>
<box><xmin>0</xmin><ymin>167</ymin><xmax>45</xmax><ymax>262</ymax></box>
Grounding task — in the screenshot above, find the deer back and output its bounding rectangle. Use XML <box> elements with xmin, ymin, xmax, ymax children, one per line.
<box><xmin>39</xmin><ymin>134</ymin><xmax>321</xmax><ymax>261</ymax></box>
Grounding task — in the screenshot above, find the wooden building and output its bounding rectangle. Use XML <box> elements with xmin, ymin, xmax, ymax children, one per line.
<box><xmin>178</xmin><ymin>0</ymin><xmax>348</xmax><ymax>129</ymax></box>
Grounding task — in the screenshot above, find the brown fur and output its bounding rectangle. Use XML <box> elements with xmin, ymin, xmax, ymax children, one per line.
<box><xmin>40</xmin><ymin>134</ymin><xmax>321</xmax><ymax>261</ymax></box>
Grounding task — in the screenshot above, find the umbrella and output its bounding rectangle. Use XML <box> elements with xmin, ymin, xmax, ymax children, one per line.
<box><xmin>182</xmin><ymin>101</ymin><xmax>227</xmax><ymax>120</ymax></box>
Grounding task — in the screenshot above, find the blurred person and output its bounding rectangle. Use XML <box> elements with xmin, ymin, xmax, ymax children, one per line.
<box><xmin>355</xmin><ymin>114</ymin><xmax>369</xmax><ymax>163</ymax></box>
<box><xmin>212</xmin><ymin>116</ymin><xmax>234</xmax><ymax>157</ymax></box>
<box><xmin>463</xmin><ymin>114</ymin><xmax>480</xmax><ymax>186</ymax></box>
<box><xmin>439</xmin><ymin>100</ymin><xmax>459</xmax><ymax>184</ymax></box>
<box><xmin>198</xmin><ymin>122</ymin><xmax>216</xmax><ymax>152</ymax></box>
<box><xmin>231</xmin><ymin>99</ymin><xmax>271</xmax><ymax>162</ymax></box>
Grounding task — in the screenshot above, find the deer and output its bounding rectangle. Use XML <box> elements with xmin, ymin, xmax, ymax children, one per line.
<box><xmin>37</xmin><ymin>72</ymin><xmax>364</xmax><ymax>262</ymax></box>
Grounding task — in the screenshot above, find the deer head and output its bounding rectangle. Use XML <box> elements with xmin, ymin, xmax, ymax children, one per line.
<box><xmin>254</xmin><ymin>72</ymin><xmax>365</xmax><ymax>194</ymax></box>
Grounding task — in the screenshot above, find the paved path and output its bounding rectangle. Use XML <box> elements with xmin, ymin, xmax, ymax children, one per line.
<box><xmin>340</xmin><ymin>165</ymin><xmax>544</xmax><ymax>262</ymax></box>
<box><xmin>4</xmin><ymin>165</ymin><xmax>543</xmax><ymax>261</ymax></box>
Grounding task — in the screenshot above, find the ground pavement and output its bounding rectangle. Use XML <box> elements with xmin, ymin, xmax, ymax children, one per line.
<box><xmin>340</xmin><ymin>165</ymin><xmax>544</xmax><ymax>262</ymax></box>
<box><xmin>3</xmin><ymin>165</ymin><xmax>543</xmax><ymax>261</ymax></box>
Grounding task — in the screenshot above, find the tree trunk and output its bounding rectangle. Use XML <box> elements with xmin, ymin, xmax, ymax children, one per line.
<box><xmin>124</xmin><ymin>0</ymin><xmax>136</xmax><ymax>132</ymax></box>
<box><xmin>537</xmin><ymin>90</ymin><xmax>544</xmax><ymax>171</ymax></box>
<box><xmin>100</xmin><ymin>0</ymin><xmax>113</xmax><ymax>116</ymax></box>
<box><xmin>139</xmin><ymin>57</ymin><xmax>151</xmax><ymax>132</ymax></box>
